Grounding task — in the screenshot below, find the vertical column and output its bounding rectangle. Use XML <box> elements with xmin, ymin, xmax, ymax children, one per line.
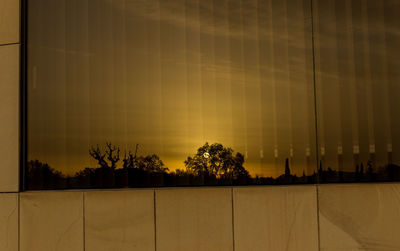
<box><xmin>0</xmin><ymin>0</ymin><xmax>20</xmax><ymax>192</ymax></box>
<box><xmin>0</xmin><ymin>1</ymin><xmax>20</xmax><ymax>250</ymax></box>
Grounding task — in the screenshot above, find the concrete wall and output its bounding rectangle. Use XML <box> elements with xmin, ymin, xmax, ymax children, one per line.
<box><xmin>2</xmin><ymin>185</ymin><xmax>400</xmax><ymax>251</ymax></box>
<box><xmin>0</xmin><ymin>0</ymin><xmax>19</xmax><ymax>193</ymax></box>
<box><xmin>1</xmin><ymin>1</ymin><xmax>400</xmax><ymax>251</ymax></box>
<box><xmin>0</xmin><ymin>0</ymin><xmax>20</xmax><ymax>250</ymax></box>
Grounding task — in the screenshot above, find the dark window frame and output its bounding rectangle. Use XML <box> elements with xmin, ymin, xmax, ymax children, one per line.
<box><xmin>20</xmin><ymin>0</ymin><xmax>28</xmax><ymax>191</ymax></box>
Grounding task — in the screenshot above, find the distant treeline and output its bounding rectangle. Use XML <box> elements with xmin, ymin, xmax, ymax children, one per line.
<box><xmin>25</xmin><ymin>142</ymin><xmax>400</xmax><ymax>190</ymax></box>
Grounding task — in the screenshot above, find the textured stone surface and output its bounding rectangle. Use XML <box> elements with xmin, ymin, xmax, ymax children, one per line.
<box><xmin>0</xmin><ymin>0</ymin><xmax>19</xmax><ymax>44</ymax></box>
<box><xmin>85</xmin><ymin>189</ymin><xmax>155</xmax><ymax>251</ymax></box>
<box><xmin>319</xmin><ymin>183</ymin><xmax>400</xmax><ymax>251</ymax></box>
<box><xmin>0</xmin><ymin>44</ymin><xmax>19</xmax><ymax>192</ymax></box>
<box><xmin>20</xmin><ymin>191</ymin><xmax>84</xmax><ymax>251</ymax></box>
<box><xmin>156</xmin><ymin>188</ymin><xmax>233</xmax><ymax>251</ymax></box>
<box><xmin>234</xmin><ymin>186</ymin><xmax>319</xmax><ymax>251</ymax></box>
<box><xmin>0</xmin><ymin>193</ymin><xmax>18</xmax><ymax>251</ymax></box>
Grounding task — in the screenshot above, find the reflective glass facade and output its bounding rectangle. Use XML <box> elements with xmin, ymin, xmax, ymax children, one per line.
<box><xmin>26</xmin><ymin>0</ymin><xmax>400</xmax><ymax>189</ymax></box>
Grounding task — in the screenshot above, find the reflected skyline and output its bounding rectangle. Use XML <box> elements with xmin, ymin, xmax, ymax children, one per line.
<box><xmin>27</xmin><ymin>0</ymin><xmax>400</xmax><ymax>187</ymax></box>
<box><xmin>27</xmin><ymin>141</ymin><xmax>318</xmax><ymax>189</ymax></box>
<box><xmin>28</xmin><ymin>0</ymin><xmax>316</xmax><ymax>178</ymax></box>
<box><xmin>26</xmin><ymin>141</ymin><xmax>400</xmax><ymax>190</ymax></box>
<box><xmin>313</xmin><ymin>0</ymin><xmax>400</xmax><ymax>179</ymax></box>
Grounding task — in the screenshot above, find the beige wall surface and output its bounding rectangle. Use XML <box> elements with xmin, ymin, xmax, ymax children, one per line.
<box><xmin>0</xmin><ymin>0</ymin><xmax>19</xmax><ymax>248</ymax></box>
<box><xmin>0</xmin><ymin>0</ymin><xmax>19</xmax><ymax>194</ymax></box>
<box><xmin>156</xmin><ymin>188</ymin><xmax>234</xmax><ymax>251</ymax></box>
<box><xmin>85</xmin><ymin>190</ymin><xmax>155</xmax><ymax>251</ymax></box>
<box><xmin>0</xmin><ymin>44</ymin><xmax>19</xmax><ymax>192</ymax></box>
<box><xmin>0</xmin><ymin>193</ymin><xmax>18</xmax><ymax>251</ymax></box>
<box><xmin>234</xmin><ymin>186</ymin><xmax>319</xmax><ymax>251</ymax></box>
<box><xmin>5</xmin><ymin>184</ymin><xmax>400</xmax><ymax>251</ymax></box>
<box><xmin>0</xmin><ymin>0</ymin><xmax>19</xmax><ymax>44</ymax></box>
<box><xmin>319</xmin><ymin>183</ymin><xmax>400</xmax><ymax>251</ymax></box>
<box><xmin>20</xmin><ymin>192</ymin><xmax>84</xmax><ymax>251</ymax></box>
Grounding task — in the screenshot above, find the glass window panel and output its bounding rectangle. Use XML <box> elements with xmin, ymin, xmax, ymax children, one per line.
<box><xmin>313</xmin><ymin>0</ymin><xmax>400</xmax><ymax>182</ymax></box>
<box><xmin>27</xmin><ymin>0</ymin><xmax>316</xmax><ymax>189</ymax></box>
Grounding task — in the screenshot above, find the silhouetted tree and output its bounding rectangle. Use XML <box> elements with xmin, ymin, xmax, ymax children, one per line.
<box><xmin>184</xmin><ymin>142</ymin><xmax>249</xmax><ymax>179</ymax></box>
<box><xmin>75</xmin><ymin>167</ymin><xmax>96</xmax><ymax>177</ymax></box>
<box><xmin>27</xmin><ymin>160</ymin><xmax>66</xmax><ymax>189</ymax></box>
<box><xmin>28</xmin><ymin>160</ymin><xmax>63</xmax><ymax>177</ymax></box>
<box><xmin>137</xmin><ymin>154</ymin><xmax>169</xmax><ymax>173</ymax></box>
<box><xmin>123</xmin><ymin>144</ymin><xmax>139</xmax><ymax>169</ymax></box>
<box><xmin>230</xmin><ymin>152</ymin><xmax>249</xmax><ymax>179</ymax></box>
<box><xmin>89</xmin><ymin>142</ymin><xmax>120</xmax><ymax>169</ymax></box>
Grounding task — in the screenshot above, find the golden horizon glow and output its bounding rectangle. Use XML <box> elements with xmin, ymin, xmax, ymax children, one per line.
<box><xmin>27</xmin><ymin>0</ymin><xmax>400</xmax><ymax>183</ymax></box>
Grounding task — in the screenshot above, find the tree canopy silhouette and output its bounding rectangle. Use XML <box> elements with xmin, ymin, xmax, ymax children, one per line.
<box><xmin>137</xmin><ymin>154</ymin><xmax>169</xmax><ymax>173</ymax></box>
<box><xmin>88</xmin><ymin>142</ymin><xmax>168</xmax><ymax>173</ymax></box>
<box><xmin>184</xmin><ymin>142</ymin><xmax>249</xmax><ymax>179</ymax></box>
<box><xmin>27</xmin><ymin>160</ymin><xmax>66</xmax><ymax>189</ymax></box>
<box><xmin>89</xmin><ymin>142</ymin><xmax>120</xmax><ymax>170</ymax></box>
<box><xmin>27</xmin><ymin>141</ymin><xmax>400</xmax><ymax>190</ymax></box>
